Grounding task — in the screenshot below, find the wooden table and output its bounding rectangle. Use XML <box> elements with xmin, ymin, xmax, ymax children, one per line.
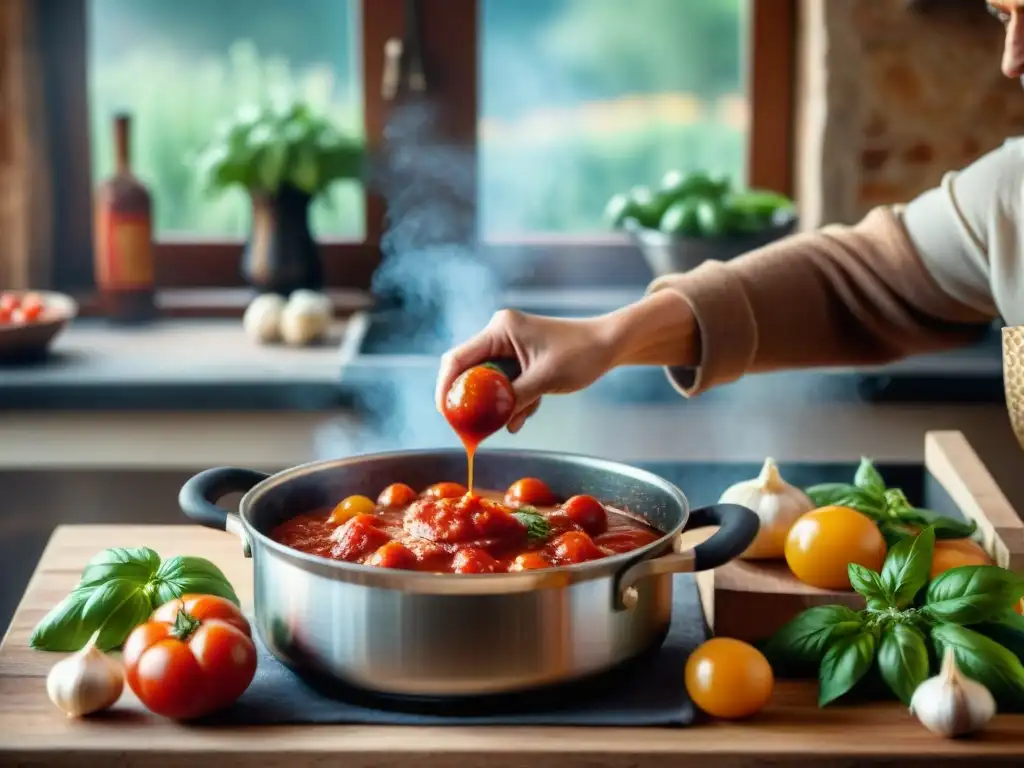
<box><xmin>2</xmin><ymin>525</ymin><xmax>1023</xmax><ymax>767</ymax></box>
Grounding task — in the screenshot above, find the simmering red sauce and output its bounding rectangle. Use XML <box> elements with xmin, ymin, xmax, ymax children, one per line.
<box><xmin>269</xmin><ymin>484</ymin><xmax>662</xmax><ymax>574</ymax></box>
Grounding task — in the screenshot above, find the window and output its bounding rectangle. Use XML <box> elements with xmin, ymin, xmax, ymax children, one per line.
<box><xmin>42</xmin><ymin>0</ymin><xmax>794</xmax><ymax>304</ymax></box>
<box><xmin>480</xmin><ymin>0</ymin><xmax>749</xmax><ymax>236</ymax></box>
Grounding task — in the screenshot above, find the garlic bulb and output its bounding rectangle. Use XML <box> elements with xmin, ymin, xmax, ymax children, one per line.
<box><xmin>46</xmin><ymin>637</ymin><xmax>125</xmax><ymax>718</ymax></box>
<box><xmin>910</xmin><ymin>649</ymin><xmax>996</xmax><ymax>738</ymax></box>
<box><xmin>280</xmin><ymin>290</ymin><xmax>332</xmax><ymax>346</ymax></box>
<box><xmin>718</xmin><ymin>457</ymin><xmax>815</xmax><ymax>559</ymax></box>
<box><xmin>243</xmin><ymin>293</ymin><xmax>286</xmax><ymax>344</ymax></box>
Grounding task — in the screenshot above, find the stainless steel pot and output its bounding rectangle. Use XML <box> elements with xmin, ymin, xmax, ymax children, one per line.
<box><xmin>179</xmin><ymin>449</ymin><xmax>757</xmax><ymax>698</ymax></box>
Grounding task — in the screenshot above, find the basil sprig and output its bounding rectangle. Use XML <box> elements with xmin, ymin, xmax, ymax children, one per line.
<box><xmin>30</xmin><ymin>546</ymin><xmax>239</xmax><ymax>652</ymax></box>
<box><xmin>765</xmin><ymin>526</ymin><xmax>1024</xmax><ymax>709</ymax></box>
<box><xmin>805</xmin><ymin>457</ymin><xmax>977</xmax><ymax>545</ymax></box>
<box><xmin>512</xmin><ymin>506</ymin><xmax>553</xmax><ymax>541</ymax></box>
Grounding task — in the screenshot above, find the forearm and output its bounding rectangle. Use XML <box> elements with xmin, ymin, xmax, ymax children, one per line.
<box><xmin>644</xmin><ymin>206</ymin><xmax>994</xmax><ymax>395</ymax></box>
<box><xmin>599</xmin><ymin>289</ymin><xmax>701</xmax><ymax>369</ymax></box>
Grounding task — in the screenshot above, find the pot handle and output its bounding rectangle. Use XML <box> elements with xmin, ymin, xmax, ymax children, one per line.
<box><xmin>614</xmin><ymin>503</ymin><xmax>758</xmax><ymax>610</ymax></box>
<box><xmin>179</xmin><ymin>467</ymin><xmax>270</xmax><ymax>558</ymax></box>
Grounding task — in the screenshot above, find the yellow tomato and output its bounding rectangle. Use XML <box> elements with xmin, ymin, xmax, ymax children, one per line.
<box><xmin>1016</xmin><ymin>597</ymin><xmax>1023</xmax><ymax>616</ymax></box>
<box><xmin>930</xmin><ymin>538</ymin><xmax>991</xmax><ymax>579</ymax></box>
<box><xmin>784</xmin><ymin>506</ymin><xmax>887</xmax><ymax>590</ymax></box>
<box><xmin>684</xmin><ymin>637</ymin><xmax>774</xmax><ymax>719</ymax></box>
<box><xmin>329</xmin><ymin>495</ymin><xmax>377</xmax><ymax>524</ymax></box>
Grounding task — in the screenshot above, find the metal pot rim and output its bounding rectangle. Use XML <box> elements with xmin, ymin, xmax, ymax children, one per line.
<box><xmin>236</xmin><ymin>447</ymin><xmax>690</xmax><ymax>595</ymax></box>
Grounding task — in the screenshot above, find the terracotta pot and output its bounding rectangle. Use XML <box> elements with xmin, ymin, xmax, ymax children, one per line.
<box><xmin>241</xmin><ymin>185</ymin><xmax>324</xmax><ymax>295</ymax></box>
<box><xmin>1004</xmin><ymin>325</ymin><xmax>1024</xmax><ymax>451</ymax></box>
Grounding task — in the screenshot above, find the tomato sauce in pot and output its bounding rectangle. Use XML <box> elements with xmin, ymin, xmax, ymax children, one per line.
<box><xmin>269</xmin><ymin>479</ymin><xmax>662</xmax><ymax>574</ymax></box>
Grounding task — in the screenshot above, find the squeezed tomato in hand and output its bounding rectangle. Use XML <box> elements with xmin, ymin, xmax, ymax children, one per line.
<box><xmin>441</xmin><ymin>363</ymin><xmax>516</xmax><ymax>492</ymax></box>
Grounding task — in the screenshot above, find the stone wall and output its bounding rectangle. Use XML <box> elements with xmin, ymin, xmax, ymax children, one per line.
<box><xmin>796</xmin><ymin>0</ymin><xmax>1022</xmax><ymax>227</ymax></box>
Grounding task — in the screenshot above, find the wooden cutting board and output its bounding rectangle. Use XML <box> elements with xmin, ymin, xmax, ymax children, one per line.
<box><xmin>708</xmin><ymin>431</ymin><xmax>1024</xmax><ymax>643</ymax></box>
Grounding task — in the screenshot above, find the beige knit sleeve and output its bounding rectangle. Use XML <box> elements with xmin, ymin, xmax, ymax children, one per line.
<box><xmin>646</xmin><ymin>206</ymin><xmax>996</xmax><ymax>396</ymax></box>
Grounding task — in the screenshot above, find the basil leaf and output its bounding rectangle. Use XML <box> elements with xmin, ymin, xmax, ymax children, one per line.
<box><xmin>82</xmin><ymin>580</ymin><xmax>152</xmax><ymax>651</ymax></box>
<box><xmin>803</xmin><ymin>484</ymin><xmax>885</xmax><ymax>520</ymax></box>
<box><xmin>975</xmin><ymin>609</ymin><xmax>1024</xmax><ymax>663</ymax></box>
<box><xmin>878</xmin><ymin>521</ymin><xmax>914</xmax><ymax>549</ymax></box>
<box><xmin>896</xmin><ymin>508</ymin><xmax>977</xmax><ymax>540</ymax></box>
<box><xmin>29</xmin><ymin>590</ymin><xmax>95</xmax><ymax>652</ymax></box>
<box><xmin>924</xmin><ymin>565</ymin><xmax>1022</xmax><ymax>625</ymax></box>
<box><xmin>151</xmin><ymin>555</ymin><xmax>240</xmax><ymax>607</ymax></box>
<box><xmin>764</xmin><ymin>605</ymin><xmax>864</xmax><ymax>672</ymax></box>
<box><xmin>854</xmin><ymin>457</ymin><xmax>886</xmax><ymax>496</ymax></box>
<box><xmin>31</xmin><ymin>548</ymin><xmax>159</xmax><ymax>651</ymax></box>
<box><xmin>512</xmin><ymin>508</ymin><xmax>553</xmax><ymax>541</ymax></box>
<box><xmin>878</xmin><ymin>623</ymin><xmax>930</xmax><ymax>705</ymax></box>
<box><xmin>932</xmin><ymin>623</ymin><xmax>1024</xmax><ymax>710</ymax></box>
<box><xmin>818</xmin><ymin>629</ymin><xmax>877</xmax><ymax>706</ymax></box>
<box><xmin>848</xmin><ymin>564</ymin><xmax>894</xmax><ymax>612</ymax></box>
<box><xmin>77</xmin><ymin>547</ymin><xmax>161</xmax><ymax>589</ymax></box>
<box><xmin>881</xmin><ymin>526</ymin><xmax>935</xmax><ymax>609</ymax></box>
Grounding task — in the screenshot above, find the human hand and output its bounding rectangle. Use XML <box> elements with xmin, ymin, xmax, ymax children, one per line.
<box><xmin>435</xmin><ymin>309</ymin><xmax>617</xmax><ymax>433</ymax></box>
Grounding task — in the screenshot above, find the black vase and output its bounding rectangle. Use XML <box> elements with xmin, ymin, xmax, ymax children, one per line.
<box><xmin>241</xmin><ymin>185</ymin><xmax>324</xmax><ymax>296</ymax></box>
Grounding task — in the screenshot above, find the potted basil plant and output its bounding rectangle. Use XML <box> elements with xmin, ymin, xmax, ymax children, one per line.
<box><xmin>195</xmin><ymin>101</ymin><xmax>364</xmax><ymax>295</ymax></box>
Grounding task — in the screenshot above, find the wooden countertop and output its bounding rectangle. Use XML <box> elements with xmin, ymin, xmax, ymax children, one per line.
<box><xmin>2</xmin><ymin>525</ymin><xmax>1023</xmax><ymax>767</ymax></box>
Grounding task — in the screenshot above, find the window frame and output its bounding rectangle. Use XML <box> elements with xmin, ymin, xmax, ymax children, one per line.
<box><xmin>42</xmin><ymin>0</ymin><xmax>795</xmax><ymax>308</ymax></box>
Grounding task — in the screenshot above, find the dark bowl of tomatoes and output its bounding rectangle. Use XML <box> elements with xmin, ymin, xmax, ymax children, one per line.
<box><xmin>0</xmin><ymin>290</ymin><xmax>78</xmax><ymax>363</ymax></box>
<box><xmin>178</xmin><ymin>449</ymin><xmax>757</xmax><ymax>700</ymax></box>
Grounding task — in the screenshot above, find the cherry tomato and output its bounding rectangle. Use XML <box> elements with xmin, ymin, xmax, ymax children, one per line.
<box><xmin>684</xmin><ymin>637</ymin><xmax>774</xmax><ymax>719</ymax></box>
<box><xmin>561</xmin><ymin>495</ymin><xmax>608</xmax><ymax>536</ymax></box>
<box><xmin>20</xmin><ymin>294</ymin><xmax>43</xmax><ymax>321</ymax></box>
<box><xmin>367</xmin><ymin>541</ymin><xmax>418</xmax><ymax>569</ymax></box>
<box><xmin>329</xmin><ymin>494</ymin><xmax>377</xmax><ymax>524</ymax></box>
<box><xmin>442</xmin><ymin>364</ymin><xmax>516</xmax><ymax>444</ymax></box>
<box><xmin>330</xmin><ymin>514</ymin><xmax>391</xmax><ymax>561</ymax></box>
<box><xmin>0</xmin><ymin>293</ymin><xmax>20</xmax><ymax>313</ymax></box>
<box><xmin>122</xmin><ymin>594</ymin><xmax>257</xmax><ymax>720</ymax></box>
<box><xmin>452</xmin><ymin>547</ymin><xmax>498</xmax><ymax>574</ymax></box>
<box><xmin>930</xmin><ymin>538</ymin><xmax>991</xmax><ymax>579</ymax></box>
<box><xmin>1015</xmin><ymin>597</ymin><xmax>1023</xmax><ymax>616</ymax></box>
<box><xmin>423</xmin><ymin>481</ymin><xmax>468</xmax><ymax>500</ymax></box>
<box><xmin>784</xmin><ymin>506</ymin><xmax>887</xmax><ymax>590</ymax></box>
<box><xmin>0</xmin><ymin>306</ymin><xmax>11</xmax><ymax>324</ymax></box>
<box><xmin>509</xmin><ymin>552</ymin><xmax>550</xmax><ymax>572</ymax></box>
<box><xmin>504</xmin><ymin>477</ymin><xmax>557</xmax><ymax>507</ymax></box>
<box><xmin>550</xmin><ymin>531</ymin><xmax>603</xmax><ymax>565</ymax></box>
<box><xmin>377</xmin><ymin>483</ymin><xmax>417</xmax><ymax>508</ymax></box>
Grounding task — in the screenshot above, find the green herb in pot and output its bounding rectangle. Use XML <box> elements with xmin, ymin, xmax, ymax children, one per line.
<box><xmin>30</xmin><ymin>547</ymin><xmax>239</xmax><ymax>652</ymax></box>
<box><xmin>764</xmin><ymin>526</ymin><xmax>1024</xmax><ymax>709</ymax></box>
<box><xmin>513</xmin><ymin>506</ymin><xmax>553</xmax><ymax>541</ymax></box>
<box><xmin>804</xmin><ymin>457</ymin><xmax>978</xmax><ymax>546</ymax></box>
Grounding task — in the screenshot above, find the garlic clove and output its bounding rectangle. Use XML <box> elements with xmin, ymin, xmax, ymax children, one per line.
<box><xmin>909</xmin><ymin>649</ymin><xmax>996</xmax><ymax>738</ymax></box>
<box><xmin>719</xmin><ymin>458</ymin><xmax>815</xmax><ymax>560</ymax></box>
<box><xmin>46</xmin><ymin>637</ymin><xmax>125</xmax><ymax>718</ymax></box>
<box><xmin>242</xmin><ymin>293</ymin><xmax>286</xmax><ymax>344</ymax></box>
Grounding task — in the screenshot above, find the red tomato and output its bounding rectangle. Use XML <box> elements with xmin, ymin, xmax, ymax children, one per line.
<box><xmin>442</xmin><ymin>365</ymin><xmax>516</xmax><ymax>444</ymax></box>
<box><xmin>550</xmin><ymin>531</ymin><xmax>603</xmax><ymax>564</ymax></box>
<box><xmin>367</xmin><ymin>541</ymin><xmax>417</xmax><ymax>569</ymax></box>
<box><xmin>330</xmin><ymin>514</ymin><xmax>391</xmax><ymax>561</ymax></box>
<box><xmin>377</xmin><ymin>483</ymin><xmax>417</xmax><ymax>508</ymax></box>
<box><xmin>122</xmin><ymin>595</ymin><xmax>257</xmax><ymax>720</ymax></box>
<box><xmin>0</xmin><ymin>306</ymin><xmax>10</xmax><ymax>324</ymax></box>
<box><xmin>452</xmin><ymin>547</ymin><xmax>498</xmax><ymax>574</ymax></box>
<box><xmin>561</xmin><ymin>495</ymin><xmax>608</xmax><ymax>536</ymax></box>
<box><xmin>423</xmin><ymin>481</ymin><xmax>468</xmax><ymax>500</ymax></box>
<box><xmin>509</xmin><ymin>552</ymin><xmax>550</xmax><ymax>572</ymax></box>
<box><xmin>0</xmin><ymin>293</ymin><xmax>20</xmax><ymax>313</ymax></box>
<box><xmin>20</xmin><ymin>294</ymin><xmax>43</xmax><ymax>321</ymax></box>
<box><xmin>504</xmin><ymin>477</ymin><xmax>557</xmax><ymax>507</ymax></box>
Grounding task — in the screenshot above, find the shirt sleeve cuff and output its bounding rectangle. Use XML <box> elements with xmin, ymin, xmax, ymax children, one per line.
<box><xmin>645</xmin><ymin>260</ymin><xmax>758</xmax><ymax>397</ymax></box>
